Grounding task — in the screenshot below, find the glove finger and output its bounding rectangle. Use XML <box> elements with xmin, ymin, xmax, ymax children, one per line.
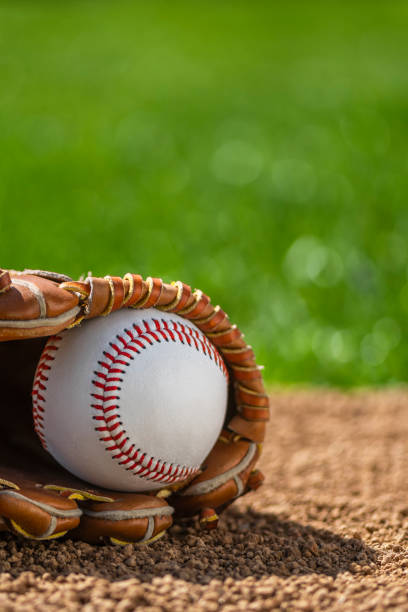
<box><xmin>70</xmin><ymin>493</ymin><xmax>174</xmax><ymax>545</ymax></box>
<box><xmin>0</xmin><ymin>487</ymin><xmax>82</xmax><ymax>540</ymax></box>
<box><xmin>0</xmin><ymin>270</ymin><xmax>81</xmax><ymax>341</ymax></box>
<box><xmin>171</xmin><ymin>436</ymin><xmax>262</xmax><ymax>522</ymax></box>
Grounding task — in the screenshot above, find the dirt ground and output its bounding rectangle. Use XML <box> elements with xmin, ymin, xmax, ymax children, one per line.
<box><xmin>1</xmin><ymin>389</ymin><xmax>408</xmax><ymax>611</ymax></box>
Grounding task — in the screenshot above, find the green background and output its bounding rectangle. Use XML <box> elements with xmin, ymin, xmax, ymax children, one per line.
<box><xmin>1</xmin><ymin>1</ymin><xmax>407</xmax><ymax>386</ymax></box>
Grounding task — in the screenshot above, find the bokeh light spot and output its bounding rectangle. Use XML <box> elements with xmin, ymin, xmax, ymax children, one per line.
<box><xmin>330</xmin><ymin>330</ymin><xmax>356</xmax><ymax>363</ymax></box>
<box><xmin>284</xmin><ymin>235</ymin><xmax>343</xmax><ymax>287</ymax></box>
<box><xmin>361</xmin><ymin>334</ymin><xmax>388</xmax><ymax>367</ymax></box>
<box><xmin>271</xmin><ymin>159</ymin><xmax>316</xmax><ymax>204</ymax></box>
<box><xmin>372</xmin><ymin>318</ymin><xmax>401</xmax><ymax>352</ymax></box>
<box><xmin>211</xmin><ymin>140</ymin><xmax>264</xmax><ymax>186</ymax></box>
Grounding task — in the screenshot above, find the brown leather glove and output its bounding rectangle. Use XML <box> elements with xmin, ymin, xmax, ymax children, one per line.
<box><xmin>0</xmin><ymin>268</ymin><xmax>268</xmax><ymax>544</ymax></box>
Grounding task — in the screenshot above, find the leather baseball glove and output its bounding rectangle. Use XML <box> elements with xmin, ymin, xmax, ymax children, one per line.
<box><xmin>0</xmin><ymin>268</ymin><xmax>268</xmax><ymax>544</ymax></box>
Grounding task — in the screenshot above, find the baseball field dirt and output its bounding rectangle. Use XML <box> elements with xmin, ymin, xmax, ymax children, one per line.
<box><xmin>1</xmin><ymin>389</ymin><xmax>408</xmax><ymax>610</ymax></box>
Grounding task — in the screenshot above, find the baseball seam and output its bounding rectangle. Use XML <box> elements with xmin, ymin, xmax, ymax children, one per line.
<box><xmin>32</xmin><ymin>317</ymin><xmax>228</xmax><ymax>486</ymax></box>
<box><xmin>91</xmin><ymin>318</ymin><xmax>228</xmax><ymax>485</ymax></box>
<box><xmin>32</xmin><ymin>336</ymin><xmax>63</xmax><ymax>451</ymax></box>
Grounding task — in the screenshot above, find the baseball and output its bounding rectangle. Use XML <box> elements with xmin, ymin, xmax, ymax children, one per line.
<box><xmin>32</xmin><ymin>308</ymin><xmax>228</xmax><ymax>492</ymax></box>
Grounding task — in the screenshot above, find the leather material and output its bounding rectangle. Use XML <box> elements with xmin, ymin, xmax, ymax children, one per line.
<box><xmin>0</xmin><ymin>268</ymin><xmax>268</xmax><ymax>544</ymax></box>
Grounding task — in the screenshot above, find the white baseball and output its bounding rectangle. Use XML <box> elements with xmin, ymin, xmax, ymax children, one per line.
<box><xmin>32</xmin><ymin>308</ymin><xmax>228</xmax><ymax>492</ymax></box>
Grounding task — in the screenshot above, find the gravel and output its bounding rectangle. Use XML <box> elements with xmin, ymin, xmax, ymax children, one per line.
<box><xmin>2</xmin><ymin>389</ymin><xmax>408</xmax><ymax>610</ymax></box>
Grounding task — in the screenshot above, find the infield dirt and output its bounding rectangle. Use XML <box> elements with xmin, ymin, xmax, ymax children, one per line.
<box><xmin>1</xmin><ymin>389</ymin><xmax>408</xmax><ymax>610</ymax></box>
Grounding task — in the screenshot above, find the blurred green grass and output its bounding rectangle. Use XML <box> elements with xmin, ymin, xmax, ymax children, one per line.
<box><xmin>1</xmin><ymin>0</ymin><xmax>408</xmax><ymax>386</ymax></box>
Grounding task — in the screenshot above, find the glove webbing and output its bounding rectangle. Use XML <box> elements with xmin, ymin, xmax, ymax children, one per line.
<box><xmin>60</xmin><ymin>274</ymin><xmax>269</xmax><ymax>444</ymax></box>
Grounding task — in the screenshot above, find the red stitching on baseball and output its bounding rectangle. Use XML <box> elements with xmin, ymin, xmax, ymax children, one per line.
<box><xmin>32</xmin><ymin>317</ymin><xmax>228</xmax><ymax>486</ymax></box>
<box><xmin>32</xmin><ymin>335</ymin><xmax>63</xmax><ymax>450</ymax></box>
<box><xmin>91</xmin><ymin>317</ymin><xmax>228</xmax><ymax>485</ymax></box>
